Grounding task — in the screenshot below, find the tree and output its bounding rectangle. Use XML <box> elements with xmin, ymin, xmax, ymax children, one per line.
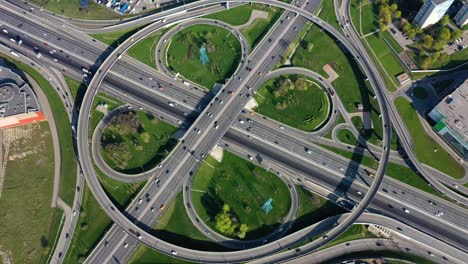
<box><xmin>431</xmin><ymin>52</ymin><xmax>441</xmax><ymax>63</ymax></box>
<box><xmin>222</xmin><ymin>203</ymin><xmax>230</xmax><ymax>213</ymax></box>
<box><xmin>215</xmin><ymin>211</ymin><xmax>235</xmax><ymax>235</ymax></box>
<box><xmin>394</xmin><ymin>10</ymin><xmax>402</xmax><ymax>19</ymax></box>
<box><xmin>438</xmin><ymin>52</ymin><xmax>449</xmax><ymax>63</ymax></box>
<box><xmin>440</xmin><ymin>15</ymin><xmax>450</xmax><ymax>26</ymax></box>
<box><xmin>421</xmin><ymin>56</ymin><xmax>432</xmax><ymax>69</ymax></box>
<box><xmin>236</xmin><ymin>224</ymin><xmax>249</xmax><ymax>239</ymax></box>
<box><xmin>407</xmin><ymin>28</ymin><xmax>416</xmax><ymax>39</ymax></box>
<box><xmin>438</xmin><ymin>27</ymin><xmax>451</xmax><ymax>41</ymax></box>
<box><xmin>422</xmin><ymin>34</ymin><xmax>434</xmax><ymax>49</ymax></box>
<box><xmin>379</xmin><ymin>23</ymin><xmax>388</xmax><ymax>33</ymax></box>
<box><xmin>432</xmin><ymin>39</ymin><xmax>446</xmax><ymax>50</ymax></box>
<box><xmin>390</xmin><ymin>3</ymin><xmax>398</xmax><ymax>12</ymax></box>
<box><xmin>450</xmin><ymin>29</ymin><xmax>463</xmax><ymax>41</ymax></box>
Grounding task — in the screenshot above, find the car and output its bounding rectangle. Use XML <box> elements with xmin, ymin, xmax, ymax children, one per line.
<box><xmin>435</xmin><ymin>211</ymin><xmax>444</xmax><ymax>217</ymax></box>
<box><xmin>138</xmin><ymin>199</ymin><xmax>142</xmax><ymax>204</ymax></box>
<box><xmin>214</xmin><ymin>124</ymin><xmax>219</xmax><ymax>129</ymax></box>
<box><xmin>228</xmin><ymin>91</ymin><xmax>234</xmax><ymax>95</ymax></box>
<box><xmin>206</xmin><ymin>112</ymin><xmax>213</xmax><ymax>118</ymax></box>
<box><xmin>279</xmin><ymin>126</ymin><xmax>285</xmax><ymax>130</ymax></box>
<box><xmin>72</xmin><ymin>210</ymin><xmax>76</xmax><ymax>216</ymax></box>
<box><xmin>239</xmin><ymin>119</ymin><xmax>245</xmax><ymax>124</ymax></box>
<box><xmin>219</xmin><ymin>100</ymin><xmax>224</xmax><ymax>105</ymax></box>
<box><xmin>124</xmin><ymin>243</ymin><xmax>128</xmax><ymax>248</ymax></box>
<box><xmin>356</xmin><ymin>191</ymin><xmax>362</xmax><ymax>195</ymax></box>
<box><xmin>150</xmin><ymin>207</ymin><xmax>155</xmax><ymax>212</ymax></box>
<box><xmin>171</xmin><ymin>250</ymin><xmax>177</xmax><ymax>255</ymax></box>
<box><xmin>249</xmin><ymin>155</ymin><xmax>254</xmax><ymax>160</ymax></box>
<box><xmin>403</xmin><ymin>208</ymin><xmax>410</xmax><ymax>213</ymax></box>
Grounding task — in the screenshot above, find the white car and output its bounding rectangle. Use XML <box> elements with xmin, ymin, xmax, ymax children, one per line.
<box><xmin>123</xmin><ymin>243</ymin><xmax>128</xmax><ymax>248</ymax></box>
<box><xmin>72</xmin><ymin>210</ymin><xmax>76</xmax><ymax>216</ymax></box>
<box><xmin>171</xmin><ymin>250</ymin><xmax>177</xmax><ymax>255</ymax></box>
<box><xmin>249</xmin><ymin>155</ymin><xmax>254</xmax><ymax>161</ymax></box>
<box><xmin>435</xmin><ymin>211</ymin><xmax>444</xmax><ymax>217</ymax></box>
<box><xmin>403</xmin><ymin>208</ymin><xmax>410</xmax><ymax>213</ymax></box>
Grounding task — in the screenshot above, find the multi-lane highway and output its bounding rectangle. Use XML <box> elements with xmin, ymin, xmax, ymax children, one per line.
<box><xmin>0</xmin><ymin>0</ymin><xmax>468</xmax><ymax>262</ymax></box>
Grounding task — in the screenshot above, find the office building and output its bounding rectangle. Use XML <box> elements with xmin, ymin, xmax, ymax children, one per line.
<box><xmin>428</xmin><ymin>79</ymin><xmax>468</xmax><ymax>159</ymax></box>
<box><xmin>413</xmin><ymin>0</ymin><xmax>455</xmax><ymax>29</ymax></box>
<box><xmin>454</xmin><ymin>2</ymin><xmax>468</xmax><ymax>27</ymax></box>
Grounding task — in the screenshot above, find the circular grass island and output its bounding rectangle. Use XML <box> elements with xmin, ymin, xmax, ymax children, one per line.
<box><xmin>191</xmin><ymin>152</ymin><xmax>291</xmax><ymax>240</ymax></box>
<box><xmin>254</xmin><ymin>74</ymin><xmax>330</xmax><ymax>132</ymax></box>
<box><xmin>166</xmin><ymin>24</ymin><xmax>242</xmax><ymax>89</ymax></box>
<box><xmin>100</xmin><ymin>111</ymin><xmax>178</xmax><ymax>174</ymax></box>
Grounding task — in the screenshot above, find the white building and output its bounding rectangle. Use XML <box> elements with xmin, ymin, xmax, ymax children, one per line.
<box><xmin>454</xmin><ymin>2</ymin><xmax>468</xmax><ymax>27</ymax></box>
<box><xmin>413</xmin><ymin>0</ymin><xmax>455</xmax><ymax>29</ymax></box>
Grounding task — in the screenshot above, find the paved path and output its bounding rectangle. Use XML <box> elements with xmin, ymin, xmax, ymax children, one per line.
<box><xmin>25</xmin><ymin>73</ymin><xmax>62</xmax><ymax>208</ymax></box>
<box><xmin>237</xmin><ymin>9</ymin><xmax>269</xmax><ymax>30</ymax></box>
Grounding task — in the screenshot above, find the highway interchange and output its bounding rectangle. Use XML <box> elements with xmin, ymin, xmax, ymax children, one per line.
<box><xmin>0</xmin><ymin>0</ymin><xmax>467</xmax><ymax>263</ymax></box>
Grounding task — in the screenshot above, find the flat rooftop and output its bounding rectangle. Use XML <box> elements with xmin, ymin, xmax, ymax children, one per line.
<box><xmin>0</xmin><ymin>66</ymin><xmax>40</xmax><ymax>118</ymax></box>
<box><xmin>433</xmin><ymin>79</ymin><xmax>468</xmax><ymax>142</ymax></box>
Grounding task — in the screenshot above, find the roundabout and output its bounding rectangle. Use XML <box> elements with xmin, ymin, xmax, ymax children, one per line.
<box><xmin>76</xmin><ymin>0</ymin><xmax>391</xmax><ymax>263</ymax></box>
<box><xmin>253</xmin><ymin>73</ymin><xmax>331</xmax><ymax>132</ymax></box>
<box><xmin>98</xmin><ymin>109</ymin><xmax>178</xmax><ymax>174</ymax></box>
<box><xmin>155</xmin><ymin>18</ymin><xmax>249</xmax><ymax>90</ymax></box>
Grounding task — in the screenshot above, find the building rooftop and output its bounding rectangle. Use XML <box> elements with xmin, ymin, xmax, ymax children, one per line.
<box><xmin>0</xmin><ymin>66</ymin><xmax>40</xmax><ymax>118</ymax></box>
<box><xmin>432</xmin><ymin>0</ymin><xmax>453</xmax><ymax>5</ymax></box>
<box><xmin>432</xmin><ymin>79</ymin><xmax>468</xmax><ymax>142</ymax></box>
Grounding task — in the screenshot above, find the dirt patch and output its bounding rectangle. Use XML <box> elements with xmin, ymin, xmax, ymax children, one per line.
<box><xmin>0</xmin><ymin>124</ymin><xmax>44</xmax><ymax>199</ymax></box>
<box><xmin>323</xmin><ymin>64</ymin><xmax>339</xmax><ymax>82</ymax></box>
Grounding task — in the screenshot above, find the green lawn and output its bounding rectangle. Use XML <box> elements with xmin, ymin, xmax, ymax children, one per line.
<box><xmin>411</xmin><ymin>86</ymin><xmax>428</xmax><ymax>99</ymax></box>
<box><xmin>240</xmin><ymin>6</ymin><xmax>282</xmax><ymax>50</ymax></box>
<box><xmin>395</xmin><ymin>97</ymin><xmax>465</xmax><ymax>179</ymax></box>
<box><xmin>28</xmin><ymin>0</ymin><xmax>123</xmax><ymax>20</ymax></box>
<box><xmin>204</xmin><ymin>4</ymin><xmax>254</xmax><ymax>26</ymax></box>
<box><xmin>289</xmin><ymin>186</ymin><xmax>346</xmax><ymax>233</ymax></box>
<box><xmin>129</xmin><ymin>245</ymin><xmax>193</xmax><ymax>264</ymax></box>
<box><xmin>64</xmin><ymin>185</ymin><xmax>112</xmax><ymax>264</ymax></box>
<box><xmin>89</xmin><ymin>93</ymin><xmax>124</xmax><ymax>136</ymax></box>
<box><xmin>127</xmin><ymin>32</ymin><xmax>165</xmax><ymax>68</ymax></box>
<box><xmin>100</xmin><ymin>111</ymin><xmax>178</xmax><ymax>174</ymax></box>
<box><xmin>351</xmin><ymin>109</ymin><xmax>399</xmax><ymax>151</ymax></box>
<box><xmin>95</xmin><ymin>165</ymin><xmax>144</xmax><ymax>209</ymax></box>
<box><xmin>90</xmin><ymin>26</ymin><xmax>144</xmax><ymax>47</ymax></box>
<box><xmin>338</xmin><ymin>129</ymin><xmax>359</xmax><ymax>145</ymax></box>
<box><xmin>254</xmin><ymin>74</ymin><xmax>330</xmax><ymax>132</ymax></box>
<box><xmin>129</xmin><ymin>192</ymin><xmax>229</xmax><ymax>263</ymax></box>
<box><xmin>0</xmin><ymin>123</ymin><xmax>61</xmax><ymax>263</ymax></box>
<box><xmin>167</xmin><ymin>24</ymin><xmax>241</xmax><ymax>89</ymax></box>
<box><xmin>191</xmin><ymin>153</ymin><xmax>291</xmax><ymax>239</ymax></box>
<box><xmin>364</xmin><ymin>34</ymin><xmax>407</xmax><ymax>91</ymax></box>
<box><xmin>0</xmin><ymin>54</ymin><xmax>77</xmax><ymax>206</ymax></box>
<box><xmin>317</xmin><ymin>0</ymin><xmax>341</xmax><ymax>31</ymax></box>
<box><xmin>151</xmin><ymin>193</ymin><xmax>227</xmax><ymax>251</ymax></box>
<box><xmin>349</xmin><ymin>0</ymin><xmax>380</xmax><ymax>36</ymax></box>
<box><xmin>322</xmin><ymin>224</ymin><xmax>377</xmax><ymax>249</ymax></box>
<box><xmin>324</xmin><ymin>250</ymin><xmax>438</xmax><ymax>264</ymax></box>
<box><xmin>382</xmin><ymin>31</ymin><xmax>404</xmax><ymax>53</ymax></box>
<box><xmin>291</xmin><ymin>25</ymin><xmax>370</xmax><ymax>113</ymax></box>
<box><xmin>319</xmin><ymin>145</ymin><xmax>443</xmax><ymax>198</ymax></box>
